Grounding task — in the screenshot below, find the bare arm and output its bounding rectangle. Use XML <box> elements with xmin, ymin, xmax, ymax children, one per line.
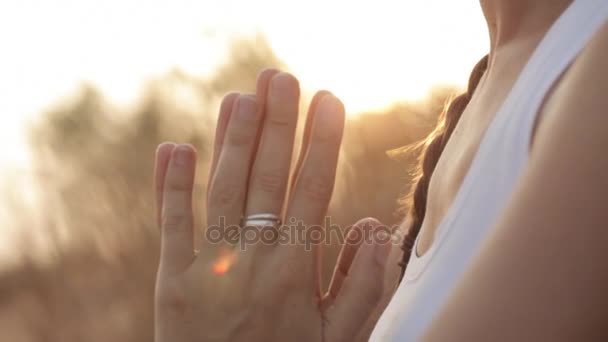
<box><xmin>424</xmin><ymin>23</ymin><xmax>608</xmax><ymax>341</ymax></box>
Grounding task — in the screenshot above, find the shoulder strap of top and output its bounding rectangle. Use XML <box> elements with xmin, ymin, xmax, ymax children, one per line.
<box><xmin>476</xmin><ymin>0</ymin><xmax>608</xmax><ymax>170</ymax></box>
<box><xmin>506</xmin><ymin>0</ymin><xmax>608</xmax><ymax>152</ymax></box>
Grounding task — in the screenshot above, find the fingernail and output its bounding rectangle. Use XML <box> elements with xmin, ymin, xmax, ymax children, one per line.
<box><xmin>237</xmin><ymin>95</ymin><xmax>258</xmax><ymax>121</ymax></box>
<box><xmin>157</xmin><ymin>142</ymin><xmax>176</xmax><ymax>156</ymax></box>
<box><xmin>316</xmin><ymin>95</ymin><xmax>344</xmax><ymax>139</ymax></box>
<box><xmin>174</xmin><ymin>145</ymin><xmax>194</xmax><ymax>166</ymax></box>
<box><xmin>157</xmin><ymin>142</ymin><xmax>176</xmax><ymax>150</ymax></box>
<box><xmin>271</xmin><ymin>72</ymin><xmax>300</xmax><ymax>97</ymax></box>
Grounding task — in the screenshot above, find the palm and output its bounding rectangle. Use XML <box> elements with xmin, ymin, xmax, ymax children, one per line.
<box><xmin>154</xmin><ymin>70</ymin><xmax>391</xmax><ymax>342</ymax></box>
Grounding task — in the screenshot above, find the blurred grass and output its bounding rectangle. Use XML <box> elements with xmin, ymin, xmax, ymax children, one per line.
<box><xmin>0</xmin><ymin>35</ymin><xmax>458</xmax><ymax>341</ymax></box>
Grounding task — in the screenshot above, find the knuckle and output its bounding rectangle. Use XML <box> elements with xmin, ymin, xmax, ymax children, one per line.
<box><xmin>275</xmin><ymin>263</ymin><xmax>304</xmax><ymax>291</ymax></box>
<box><xmin>252</xmin><ymin>171</ymin><xmax>286</xmax><ymax>196</ymax></box>
<box><xmin>300</xmin><ymin>175</ymin><xmax>333</xmax><ymax>202</ymax></box>
<box><xmin>157</xmin><ymin>282</ymin><xmax>191</xmax><ymax>317</ymax></box>
<box><xmin>165</xmin><ymin>178</ymin><xmax>192</xmax><ymax>192</ymax></box>
<box><xmin>208</xmin><ymin>182</ymin><xmax>243</xmax><ymax>208</ymax></box>
<box><xmin>162</xmin><ymin>211</ymin><xmax>191</xmax><ymax>233</ymax></box>
<box><xmin>313</xmin><ymin>126</ymin><xmax>342</xmax><ymax>143</ymax></box>
<box><xmin>226</xmin><ymin>131</ymin><xmax>256</xmax><ymax>147</ymax></box>
<box><xmin>265</xmin><ymin>115</ymin><xmax>293</xmax><ymax>128</ymax></box>
<box><xmin>270</xmin><ymin>253</ymin><xmax>308</xmax><ymax>291</ymax></box>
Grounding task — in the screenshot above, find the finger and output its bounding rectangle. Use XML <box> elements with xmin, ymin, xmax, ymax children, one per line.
<box><xmin>277</xmin><ymin>94</ymin><xmax>345</xmax><ymax>285</ymax></box>
<box><xmin>207</xmin><ymin>94</ymin><xmax>262</xmax><ymax>230</ymax></box>
<box><xmin>243</xmin><ymin>72</ymin><xmax>300</xmax><ymax>221</ymax></box>
<box><xmin>286</xmin><ymin>94</ymin><xmax>344</xmax><ymax>224</ymax></box>
<box><xmin>207</xmin><ymin>70</ymin><xmax>279</xmax><ymax>204</ymax></box>
<box><xmin>155</xmin><ymin>142</ymin><xmax>177</xmax><ymax>227</ymax></box>
<box><xmin>290</xmin><ymin>90</ymin><xmax>333</xmax><ymax>192</ymax></box>
<box><xmin>255</xmin><ymin>68</ymin><xmax>281</xmax><ymax>112</ymax></box>
<box><xmin>208</xmin><ymin>92</ymin><xmax>239</xmax><ymax>194</ymax></box>
<box><xmin>160</xmin><ymin>144</ymin><xmax>197</xmax><ymax>274</ymax></box>
<box><xmin>324</xmin><ymin>224</ymin><xmax>391</xmax><ymax>342</ymax></box>
<box><xmin>323</xmin><ymin>218</ymin><xmax>380</xmax><ymax>306</ymax></box>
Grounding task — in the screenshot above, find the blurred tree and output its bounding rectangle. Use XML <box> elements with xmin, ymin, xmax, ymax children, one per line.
<box><xmin>1</xmin><ymin>33</ymin><xmax>455</xmax><ymax>341</ymax></box>
<box><xmin>4</xmin><ymin>35</ymin><xmax>285</xmax><ymax>342</ymax></box>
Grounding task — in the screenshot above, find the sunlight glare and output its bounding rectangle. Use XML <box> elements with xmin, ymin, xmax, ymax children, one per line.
<box><xmin>212</xmin><ymin>249</ymin><xmax>238</xmax><ymax>276</ymax></box>
<box><xmin>0</xmin><ymin>0</ymin><xmax>489</xmax><ymax>164</ymax></box>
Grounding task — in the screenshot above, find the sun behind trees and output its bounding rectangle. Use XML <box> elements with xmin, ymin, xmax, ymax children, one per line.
<box><xmin>0</xmin><ymin>35</ymin><xmax>457</xmax><ymax>341</ymax></box>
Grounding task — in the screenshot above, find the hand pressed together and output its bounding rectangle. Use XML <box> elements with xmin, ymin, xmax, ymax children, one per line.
<box><xmin>154</xmin><ymin>70</ymin><xmax>392</xmax><ymax>342</ymax></box>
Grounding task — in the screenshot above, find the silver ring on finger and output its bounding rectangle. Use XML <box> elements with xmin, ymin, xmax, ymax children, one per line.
<box><xmin>242</xmin><ymin>213</ymin><xmax>282</xmax><ymax>228</ymax></box>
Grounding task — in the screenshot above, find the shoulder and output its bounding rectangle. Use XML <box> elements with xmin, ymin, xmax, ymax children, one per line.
<box><xmin>525</xmin><ymin>19</ymin><xmax>608</xmax><ymax>216</ymax></box>
<box><xmin>538</xmin><ymin>20</ymin><xmax>608</xmax><ymax>132</ymax></box>
<box><xmin>422</xmin><ymin>21</ymin><xmax>608</xmax><ymax>341</ymax></box>
<box><xmin>531</xmin><ymin>20</ymin><xmax>608</xmax><ymax>164</ymax></box>
<box><xmin>559</xmin><ymin>19</ymin><xmax>608</xmax><ymax>92</ymax></box>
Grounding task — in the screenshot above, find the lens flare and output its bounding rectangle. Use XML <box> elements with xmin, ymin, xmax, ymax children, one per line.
<box><xmin>212</xmin><ymin>249</ymin><xmax>237</xmax><ymax>275</ymax></box>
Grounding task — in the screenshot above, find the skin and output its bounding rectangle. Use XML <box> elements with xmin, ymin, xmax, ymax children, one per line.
<box><xmin>417</xmin><ymin>0</ymin><xmax>575</xmax><ymax>256</ymax></box>
<box><xmin>422</xmin><ymin>1</ymin><xmax>608</xmax><ymax>340</ymax></box>
<box><xmin>155</xmin><ymin>0</ymin><xmax>608</xmax><ymax>340</ymax></box>
<box><xmin>154</xmin><ymin>71</ymin><xmax>392</xmax><ymax>342</ymax></box>
<box><xmin>425</xmin><ymin>21</ymin><xmax>608</xmax><ymax>341</ymax></box>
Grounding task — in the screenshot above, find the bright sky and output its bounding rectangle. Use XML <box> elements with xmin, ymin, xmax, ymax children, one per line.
<box><xmin>0</xmin><ymin>0</ymin><xmax>489</xmax><ymax>169</ymax></box>
<box><xmin>0</xmin><ymin>0</ymin><xmax>490</xmax><ymax>266</ymax></box>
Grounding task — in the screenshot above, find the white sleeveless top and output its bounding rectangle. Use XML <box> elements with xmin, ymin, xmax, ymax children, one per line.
<box><xmin>370</xmin><ymin>1</ymin><xmax>608</xmax><ymax>340</ymax></box>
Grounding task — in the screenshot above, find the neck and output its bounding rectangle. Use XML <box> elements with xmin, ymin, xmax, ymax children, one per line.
<box><xmin>481</xmin><ymin>0</ymin><xmax>573</xmax><ymax>61</ymax></box>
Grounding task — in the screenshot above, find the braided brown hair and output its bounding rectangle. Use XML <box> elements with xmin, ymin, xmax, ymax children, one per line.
<box><xmin>398</xmin><ymin>55</ymin><xmax>489</xmax><ymax>282</ymax></box>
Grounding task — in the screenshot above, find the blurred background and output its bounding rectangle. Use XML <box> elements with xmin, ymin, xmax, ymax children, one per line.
<box><xmin>0</xmin><ymin>0</ymin><xmax>489</xmax><ymax>341</ymax></box>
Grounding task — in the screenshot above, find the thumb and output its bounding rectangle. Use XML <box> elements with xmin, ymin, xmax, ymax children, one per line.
<box><xmin>324</xmin><ymin>219</ymin><xmax>392</xmax><ymax>342</ymax></box>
